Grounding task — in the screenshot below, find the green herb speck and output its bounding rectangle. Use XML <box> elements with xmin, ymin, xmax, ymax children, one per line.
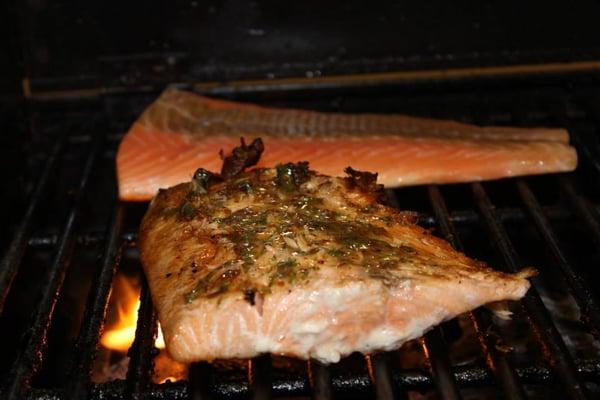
<box><xmin>179</xmin><ymin>203</ymin><xmax>196</xmax><ymax>219</ymax></box>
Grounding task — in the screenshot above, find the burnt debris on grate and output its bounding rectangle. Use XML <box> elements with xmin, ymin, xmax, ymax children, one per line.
<box><xmin>1</xmin><ymin>84</ymin><xmax>600</xmax><ymax>400</ymax></box>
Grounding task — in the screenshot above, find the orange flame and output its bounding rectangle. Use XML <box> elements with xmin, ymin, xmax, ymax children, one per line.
<box><xmin>100</xmin><ymin>276</ymin><xmax>165</xmax><ymax>352</ymax></box>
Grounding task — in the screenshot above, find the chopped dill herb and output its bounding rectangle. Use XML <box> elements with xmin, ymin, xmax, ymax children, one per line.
<box><xmin>327</xmin><ymin>248</ymin><xmax>345</xmax><ymax>257</ymax></box>
<box><xmin>238</xmin><ymin>180</ymin><xmax>253</xmax><ymax>194</ymax></box>
<box><xmin>191</xmin><ymin>168</ymin><xmax>216</xmax><ymax>194</ymax></box>
<box><xmin>184</xmin><ymin>261</ymin><xmax>240</xmax><ymax>303</ymax></box>
<box><xmin>277</xmin><ymin>259</ymin><xmax>297</xmax><ymax>269</ymax></box>
<box><xmin>276</xmin><ymin>164</ymin><xmax>297</xmax><ymax>192</ymax></box>
<box><xmin>276</xmin><ymin>162</ymin><xmax>311</xmax><ymax>193</ymax></box>
<box><xmin>272</xmin><ymin>258</ymin><xmax>298</xmax><ymax>283</ymax></box>
<box><xmin>179</xmin><ymin>203</ymin><xmax>196</xmax><ymax>220</ymax></box>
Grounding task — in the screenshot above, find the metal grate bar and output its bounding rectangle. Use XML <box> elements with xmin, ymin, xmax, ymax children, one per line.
<box><xmin>559</xmin><ymin>176</ymin><xmax>600</xmax><ymax>246</ymax></box>
<box><xmin>125</xmin><ymin>277</ymin><xmax>159</xmax><ymax>399</ymax></box>
<box><xmin>0</xmin><ymin>133</ymin><xmax>65</xmax><ymax>314</ymax></box>
<box><xmin>472</xmin><ymin>182</ymin><xmax>591</xmax><ymax>400</ymax></box>
<box><xmin>415</xmin><ymin>206</ymin><xmax>582</xmax><ymax>230</ymax></box>
<box><xmin>249</xmin><ymin>354</ymin><xmax>272</xmax><ymax>400</ymax></box>
<box><xmin>67</xmin><ymin>204</ymin><xmax>125</xmax><ymax>399</ymax></box>
<box><xmin>516</xmin><ymin>179</ymin><xmax>600</xmax><ymax>334</ymax></box>
<box><xmin>368</xmin><ymin>353</ymin><xmax>403</xmax><ymax>400</ymax></box>
<box><xmin>28</xmin><ymin>230</ymin><xmax>137</xmax><ymax>249</ymax></box>
<box><xmin>4</xmin><ymin>129</ymin><xmax>103</xmax><ymax>400</ymax></box>
<box><xmin>427</xmin><ymin>185</ymin><xmax>527</xmax><ymax>400</ymax></box>
<box><xmin>422</xmin><ymin>330</ymin><xmax>463</xmax><ymax>400</ymax></box>
<box><xmin>189</xmin><ymin>362</ymin><xmax>214</xmax><ymax>400</ymax></box>
<box><xmin>310</xmin><ymin>361</ymin><xmax>333</xmax><ymax>400</ymax></box>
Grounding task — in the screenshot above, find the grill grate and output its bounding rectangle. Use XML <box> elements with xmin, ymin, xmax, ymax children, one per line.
<box><xmin>472</xmin><ymin>181</ymin><xmax>588</xmax><ymax>399</ymax></box>
<box><xmin>1</xmin><ymin>79</ymin><xmax>600</xmax><ymax>399</ymax></box>
<box><xmin>427</xmin><ymin>184</ymin><xmax>527</xmax><ymax>399</ymax></box>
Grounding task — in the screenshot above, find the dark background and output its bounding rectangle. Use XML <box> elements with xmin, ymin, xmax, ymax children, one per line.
<box><xmin>2</xmin><ymin>0</ymin><xmax>600</xmax><ymax>94</ymax></box>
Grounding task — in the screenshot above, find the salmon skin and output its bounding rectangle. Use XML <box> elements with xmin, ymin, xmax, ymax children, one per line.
<box><xmin>118</xmin><ymin>88</ymin><xmax>577</xmax><ymax>201</ymax></box>
<box><xmin>139</xmin><ymin>158</ymin><xmax>535</xmax><ymax>363</ymax></box>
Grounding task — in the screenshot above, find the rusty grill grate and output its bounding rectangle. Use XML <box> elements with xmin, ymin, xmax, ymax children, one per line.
<box><xmin>1</xmin><ymin>80</ymin><xmax>600</xmax><ymax>400</ymax></box>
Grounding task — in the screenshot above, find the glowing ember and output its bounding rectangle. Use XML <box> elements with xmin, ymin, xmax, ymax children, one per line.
<box><xmin>160</xmin><ymin>376</ymin><xmax>178</xmax><ymax>384</ymax></box>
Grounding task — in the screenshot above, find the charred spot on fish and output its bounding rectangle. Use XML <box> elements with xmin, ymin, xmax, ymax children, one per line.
<box><xmin>243</xmin><ymin>288</ymin><xmax>256</xmax><ymax>306</ymax></box>
<box><xmin>165</xmin><ymin>273</ymin><xmax>172</xmax><ymax>278</ymax></box>
<box><xmin>344</xmin><ymin>167</ymin><xmax>385</xmax><ymax>201</ymax></box>
<box><xmin>276</xmin><ymin>162</ymin><xmax>312</xmax><ymax>192</ymax></box>
<box><xmin>191</xmin><ymin>168</ymin><xmax>220</xmax><ymax>194</ymax></box>
<box><xmin>344</xmin><ymin>166</ymin><xmax>378</xmax><ymax>188</ymax></box>
<box><xmin>220</xmin><ymin>137</ymin><xmax>264</xmax><ymax>179</ymax></box>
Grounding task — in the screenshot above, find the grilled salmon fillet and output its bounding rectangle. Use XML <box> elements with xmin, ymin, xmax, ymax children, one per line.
<box><xmin>118</xmin><ymin>88</ymin><xmax>577</xmax><ymax>201</ymax></box>
<box><xmin>139</xmin><ymin>155</ymin><xmax>534</xmax><ymax>363</ymax></box>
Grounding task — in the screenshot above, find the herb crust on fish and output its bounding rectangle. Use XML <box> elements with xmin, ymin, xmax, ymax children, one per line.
<box><xmin>139</xmin><ymin>141</ymin><xmax>535</xmax><ymax>363</ymax></box>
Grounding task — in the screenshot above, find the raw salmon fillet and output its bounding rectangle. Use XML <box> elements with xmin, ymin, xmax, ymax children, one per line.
<box><xmin>117</xmin><ymin>88</ymin><xmax>577</xmax><ymax>201</ymax></box>
<box><xmin>139</xmin><ymin>160</ymin><xmax>534</xmax><ymax>363</ymax></box>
